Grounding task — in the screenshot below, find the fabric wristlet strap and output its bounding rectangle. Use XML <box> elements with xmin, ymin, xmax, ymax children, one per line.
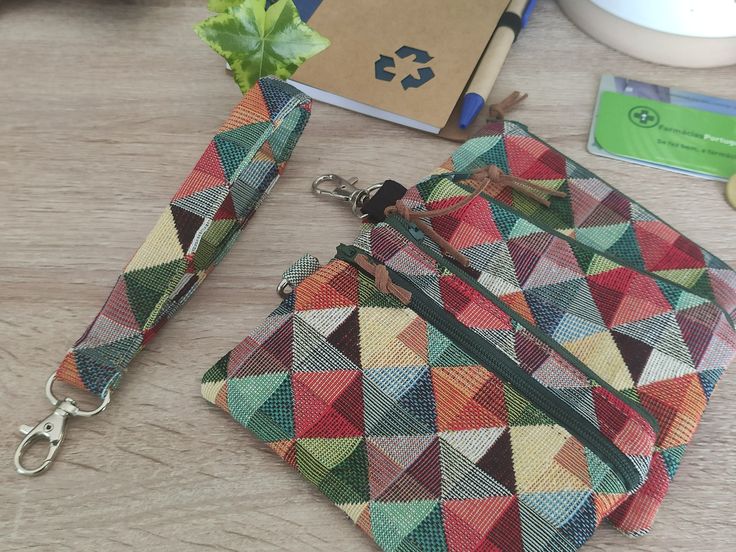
<box><xmin>15</xmin><ymin>77</ymin><xmax>312</xmax><ymax>475</ymax></box>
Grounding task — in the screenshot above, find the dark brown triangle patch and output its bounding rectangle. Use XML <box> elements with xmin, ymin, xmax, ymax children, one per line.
<box><xmin>170</xmin><ymin>204</ymin><xmax>204</xmax><ymax>251</ymax></box>
<box><xmin>476</xmin><ymin>428</ymin><xmax>516</xmax><ymax>493</ymax></box>
<box><xmin>214</xmin><ymin>192</ymin><xmax>237</xmax><ymax>221</ymax></box>
<box><xmin>611</xmin><ymin>329</ymin><xmax>653</xmax><ymax>384</ymax></box>
<box><xmin>326</xmin><ymin>308</ymin><xmax>361</xmax><ymax>367</ymax></box>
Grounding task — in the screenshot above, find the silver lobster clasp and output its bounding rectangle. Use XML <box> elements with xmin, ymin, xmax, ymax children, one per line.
<box><xmin>14</xmin><ymin>373</ymin><xmax>110</xmax><ymax>476</ymax></box>
<box><xmin>15</xmin><ymin>400</ymin><xmax>75</xmax><ymax>476</ymax></box>
<box><xmin>312</xmin><ymin>174</ymin><xmax>382</xmax><ymax>217</ymax></box>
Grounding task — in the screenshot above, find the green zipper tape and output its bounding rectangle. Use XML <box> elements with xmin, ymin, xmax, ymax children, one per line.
<box><xmin>336</xmin><ymin>243</ymin><xmax>645</xmax><ymax>493</ymax></box>
<box><xmin>385</xmin><ymin>214</ymin><xmax>660</xmax><ymax>434</ymax></box>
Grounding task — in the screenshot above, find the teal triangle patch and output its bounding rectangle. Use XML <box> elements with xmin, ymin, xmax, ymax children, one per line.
<box><xmin>251</xmin><ymin>376</ymin><xmax>295</xmax><ymax>441</ymax></box>
<box><xmin>74</xmin><ymin>334</ymin><xmax>143</xmax><ymax>371</ymax></box>
<box><xmin>584</xmin><ymin>449</ymin><xmax>626</xmax><ymax>494</ymax></box>
<box><xmin>269</xmin><ymin>110</ymin><xmax>303</xmax><ymax>162</ymax></box>
<box><xmin>575</xmin><ymin>223</ymin><xmax>630</xmax><ymax>251</ymax></box>
<box><xmin>520</xmin><ymin>491</ymin><xmax>592</xmax><ymax>527</ymax></box>
<box><xmin>427</xmin><ymin>326</ymin><xmax>477</xmax><ymax>367</ymax></box>
<box><xmin>370</xmin><ymin>500</ymin><xmax>439</xmax><ymax>552</ymax></box>
<box><xmin>214</xmin><ymin>136</ymin><xmax>251</xmax><ymax>180</ymax></box>
<box><xmin>507</xmin><ymin>217</ymin><xmax>544</xmax><ymax>240</ymax></box>
<box><xmin>606</xmin><ymin>224</ymin><xmax>644</xmax><ymax>270</ymax></box>
<box><xmin>227</xmin><ymin>372</ymin><xmax>289</xmax><ymax>428</ymax></box>
<box><xmin>489</xmin><ymin>202</ymin><xmax>521</xmax><ymax>239</ymax></box>
<box><xmin>661</xmin><ymin>445</ymin><xmax>685</xmax><ymax>479</ymax></box>
<box><xmin>698</xmin><ymin>368</ymin><xmax>723</xmax><ymax>400</ymax></box>
<box><xmin>451</xmin><ymin>135</ymin><xmax>506</xmax><ymax>174</ymax></box>
<box><xmin>363</xmin><ymin>379</ymin><xmax>433</xmax><ymax>436</ymax></box>
<box><xmin>404</xmin><ymin>502</ymin><xmax>448</xmax><ymax>552</ymax></box>
<box><xmin>216</xmin><ymin>121</ymin><xmax>271</xmax><ymax>151</ymax></box>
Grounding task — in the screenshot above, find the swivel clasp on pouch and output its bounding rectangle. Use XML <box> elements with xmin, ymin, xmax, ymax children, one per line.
<box><xmin>311</xmin><ymin>174</ymin><xmax>382</xmax><ymax>217</ymax></box>
<box><xmin>312</xmin><ymin>174</ymin><xmax>407</xmax><ymax>223</ymax></box>
<box><xmin>14</xmin><ymin>374</ymin><xmax>110</xmax><ymax>476</ymax></box>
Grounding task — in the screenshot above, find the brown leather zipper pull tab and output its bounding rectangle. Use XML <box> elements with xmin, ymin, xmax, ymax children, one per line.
<box><xmin>488</xmin><ymin>91</ymin><xmax>528</xmax><ymax>120</ymax></box>
<box><xmin>353</xmin><ymin>254</ymin><xmax>412</xmax><ymax>305</ymax></box>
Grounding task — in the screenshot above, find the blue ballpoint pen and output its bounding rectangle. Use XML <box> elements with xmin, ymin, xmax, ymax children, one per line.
<box><xmin>459</xmin><ymin>0</ymin><xmax>537</xmax><ymax>128</ymax></box>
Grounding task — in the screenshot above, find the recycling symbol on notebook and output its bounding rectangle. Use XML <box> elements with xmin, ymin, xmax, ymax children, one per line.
<box><xmin>374</xmin><ymin>46</ymin><xmax>435</xmax><ymax>90</ymax></box>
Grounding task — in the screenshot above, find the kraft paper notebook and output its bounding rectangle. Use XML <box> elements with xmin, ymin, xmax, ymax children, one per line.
<box><xmin>287</xmin><ymin>0</ymin><xmax>509</xmax><ymax>133</ymax></box>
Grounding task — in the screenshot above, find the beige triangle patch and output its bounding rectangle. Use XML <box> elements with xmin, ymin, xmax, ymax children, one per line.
<box><xmin>564</xmin><ymin>332</ymin><xmax>635</xmax><ymax>390</ymax></box>
<box><xmin>125</xmin><ymin>208</ymin><xmax>184</xmax><ymax>272</ymax></box>
<box><xmin>359</xmin><ymin>307</ymin><xmax>426</xmax><ymax>368</ymax></box>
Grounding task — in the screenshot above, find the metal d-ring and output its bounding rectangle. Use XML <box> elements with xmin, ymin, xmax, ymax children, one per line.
<box><xmin>276</xmin><ymin>279</ymin><xmax>293</xmax><ymax>299</ymax></box>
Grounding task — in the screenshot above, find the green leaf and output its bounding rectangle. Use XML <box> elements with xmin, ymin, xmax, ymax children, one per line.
<box><xmin>195</xmin><ymin>0</ymin><xmax>330</xmax><ymax>93</ymax></box>
<box><xmin>207</xmin><ymin>0</ymin><xmax>242</xmax><ymax>13</ymax></box>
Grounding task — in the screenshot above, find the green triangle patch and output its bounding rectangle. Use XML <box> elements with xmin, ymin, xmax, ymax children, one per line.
<box><xmin>250</xmin><ymin>377</ymin><xmax>295</xmax><ymax>441</ymax></box>
<box><xmin>521</xmin><ymin>183</ymin><xmax>574</xmax><ymax>231</ymax></box>
<box><xmin>124</xmin><ymin>258</ymin><xmax>186</xmax><ymax>326</ymax></box>
<box><xmin>370</xmin><ymin>500</ymin><xmax>440</xmax><ymax>552</ymax></box>
<box><xmin>202</xmin><ymin>353</ymin><xmax>230</xmax><ymax>384</ymax></box>
<box><xmin>227</xmin><ymin>372</ymin><xmax>289</xmax><ymax>428</ymax></box>
<box><xmin>194</xmin><ymin>219</ymin><xmax>238</xmax><ymax>271</ymax></box>
<box><xmin>606</xmin><ymin>224</ymin><xmax>644</xmax><ymax>270</ymax></box>
<box><xmin>317</xmin><ymin>439</ymin><xmax>370</xmax><ymax>504</ymax></box>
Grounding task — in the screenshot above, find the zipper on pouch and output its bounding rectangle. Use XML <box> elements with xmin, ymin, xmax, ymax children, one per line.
<box><xmin>454</xmin><ymin>160</ymin><xmax>735</xmax><ymax>330</ymax></box>
<box><xmin>387</xmin><ymin>213</ymin><xmax>660</xmax><ymax>433</ymax></box>
<box><xmin>336</xmin><ymin>242</ymin><xmax>646</xmax><ymax>493</ymax></box>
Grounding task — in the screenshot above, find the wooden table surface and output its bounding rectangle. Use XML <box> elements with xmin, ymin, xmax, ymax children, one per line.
<box><xmin>2</xmin><ymin>1</ymin><xmax>734</xmax><ymax>550</ymax></box>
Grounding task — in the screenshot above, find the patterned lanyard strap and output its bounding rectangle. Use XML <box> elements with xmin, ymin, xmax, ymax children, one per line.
<box><xmin>14</xmin><ymin>77</ymin><xmax>312</xmax><ymax>475</ymax></box>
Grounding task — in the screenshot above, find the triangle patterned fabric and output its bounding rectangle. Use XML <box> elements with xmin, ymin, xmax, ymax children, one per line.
<box><xmin>204</xmin><ymin>261</ymin><xmax>648</xmax><ymax>552</ymax></box>
<box><xmin>55</xmin><ymin>77</ymin><xmax>312</xmax><ymax>397</ymax></box>
<box><xmin>387</xmin><ymin>121</ymin><xmax>736</xmax><ymax>538</ymax></box>
<box><xmin>203</xmin><ymin>121</ymin><xmax>736</xmax><ymax>551</ymax></box>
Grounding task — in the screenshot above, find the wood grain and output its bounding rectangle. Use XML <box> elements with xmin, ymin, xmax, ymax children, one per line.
<box><xmin>1</xmin><ymin>1</ymin><xmax>734</xmax><ymax>550</ymax></box>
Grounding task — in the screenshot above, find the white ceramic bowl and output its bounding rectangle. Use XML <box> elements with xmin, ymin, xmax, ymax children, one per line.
<box><xmin>557</xmin><ymin>0</ymin><xmax>736</xmax><ymax>68</ymax></box>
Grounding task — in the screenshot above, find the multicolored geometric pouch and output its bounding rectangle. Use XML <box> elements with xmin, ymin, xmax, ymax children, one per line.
<box><xmin>202</xmin><ymin>121</ymin><xmax>736</xmax><ymax>551</ymax></box>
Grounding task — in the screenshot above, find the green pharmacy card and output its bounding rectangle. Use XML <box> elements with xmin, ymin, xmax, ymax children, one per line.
<box><xmin>588</xmin><ymin>75</ymin><xmax>736</xmax><ymax>181</ymax></box>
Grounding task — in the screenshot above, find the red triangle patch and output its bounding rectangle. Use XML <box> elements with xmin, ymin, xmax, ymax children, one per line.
<box><xmin>504</xmin><ymin>135</ymin><xmax>566</xmax><ymax>180</ymax></box>
<box><xmin>192</xmin><ymin>141</ymin><xmax>226</xmax><ymax>181</ymax></box>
